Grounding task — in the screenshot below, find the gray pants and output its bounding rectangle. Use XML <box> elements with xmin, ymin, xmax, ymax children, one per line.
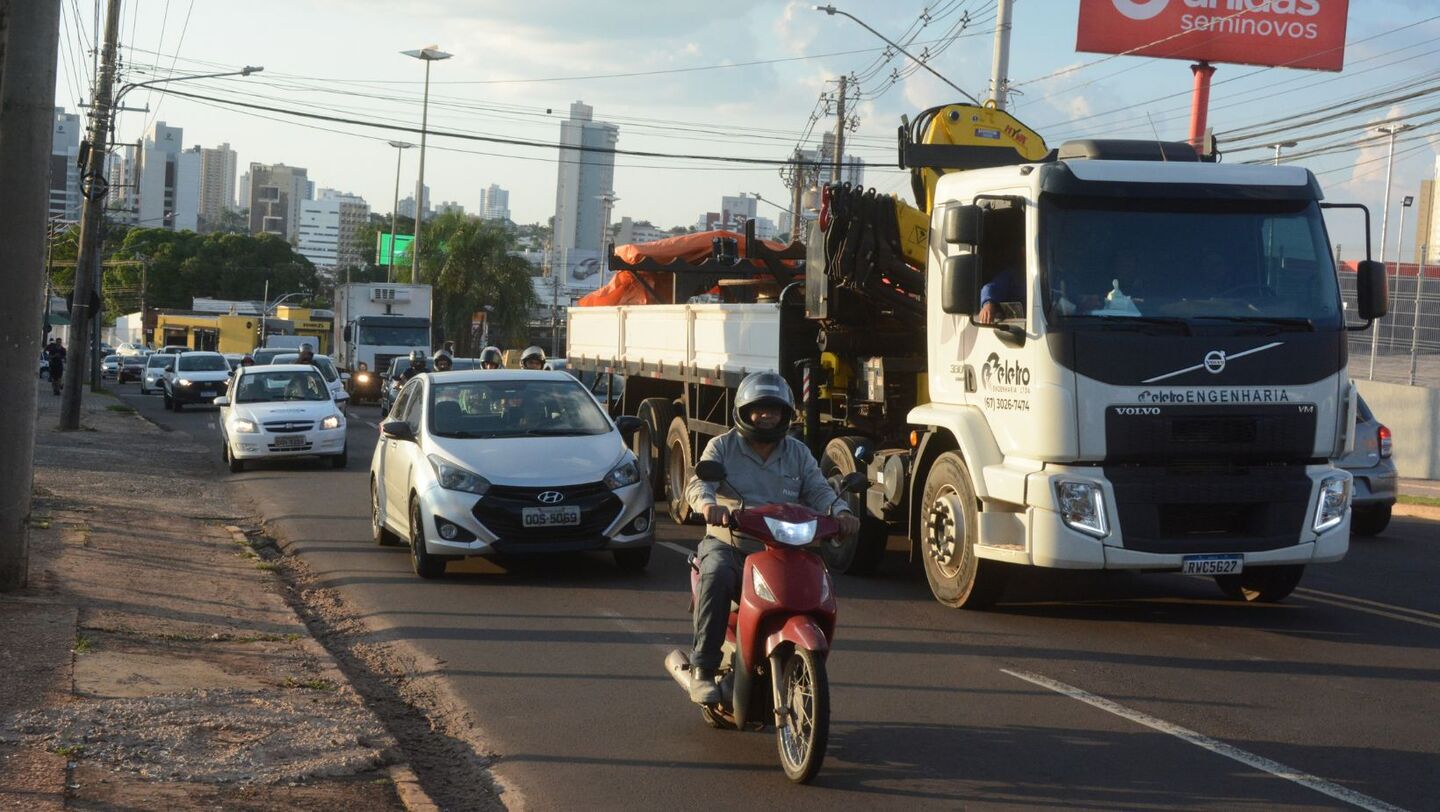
<box><xmin>691</xmin><ymin>536</ymin><xmax>745</xmax><ymax>672</ymax></box>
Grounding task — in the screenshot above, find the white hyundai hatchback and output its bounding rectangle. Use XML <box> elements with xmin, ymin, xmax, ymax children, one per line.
<box><xmin>370</xmin><ymin>370</ymin><xmax>654</xmax><ymax>578</ymax></box>
<box><xmin>215</xmin><ymin>364</ymin><xmax>348</xmax><ymax>472</ymax></box>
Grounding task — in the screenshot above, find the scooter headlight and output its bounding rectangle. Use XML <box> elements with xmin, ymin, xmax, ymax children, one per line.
<box><xmin>763</xmin><ymin>517</ymin><xmax>817</xmax><ymax>546</ymax></box>
<box><xmin>751</xmin><ymin>567</ymin><xmax>777</xmax><ymax>603</ymax></box>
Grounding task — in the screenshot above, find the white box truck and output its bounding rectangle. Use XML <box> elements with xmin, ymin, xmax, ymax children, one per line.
<box><xmin>569</xmin><ymin>112</ymin><xmax>1389</xmax><ymax>609</ymax></box>
<box><xmin>334</xmin><ymin>282</ymin><xmax>433</xmax><ymax>402</ymax></box>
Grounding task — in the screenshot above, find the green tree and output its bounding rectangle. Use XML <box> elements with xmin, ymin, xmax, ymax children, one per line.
<box><xmin>417</xmin><ymin>212</ymin><xmax>537</xmax><ymax>354</ymax></box>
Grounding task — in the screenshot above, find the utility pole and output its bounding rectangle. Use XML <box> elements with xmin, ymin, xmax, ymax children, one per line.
<box><xmin>60</xmin><ymin>0</ymin><xmax>121</xmax><ymax>430</ymax></box>
<box><xmin>988</xmin><ymin>0</ymin><xmax>1013</xmax><ymax>110</ymax></box>
<box><xmin>1409</xmin><ymin>244</ymin><xmax>1427</xmax><ymax>386</ymax></box>
<box><xmin>832</xmin><ymin>75</ymin><xmax>847</xmax><ymax>183</ymax></box>
<box><xmin>1369</xmin><ymin>122</ymin><xmax>1412</xmax><ymax>379</ymax></box>
<box><xmin>790</xmin><ymin>152</ymin><xmax>807</xmax><ymax>242</ymax></box>
<box><xmin>0</xmin><ymin>0</ymin><xmax>64</xmax><ymax>590</ymax></box>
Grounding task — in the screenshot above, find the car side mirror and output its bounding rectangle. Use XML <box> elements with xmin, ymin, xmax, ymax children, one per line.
<box><xmin>942</xmin><ymin>204</ymin><xmax>984</xmax><ymax>246</ymax></box>
<box><xmin>614</xmin><ymin>415</ymin><xmax>643</xmax><ymax>438</ymax></box>
<box><xmin>340</xmin><ymin>372</ymin><xmax>352</xmax><ymax>383</ymax></box>
<box><xmin>694</xmin><ymin>459</ymin><xmax>726</xmax><ymax>483</ymax></box>
<box><xmin>1355</xmin><ymin>259</ymin><xmax>1388</xmax><ymax>321</ymax></box>
<box><xmin>380</xmin><ymin>420</ymin><xmax>415</xmax><ymax>441</ymax></box>
<box><xmin>840</xmin><ymin>471</ymin><xmax>869</xmax><ymax>494</ymax></box>
<box><xmin>941</xmin><ymin>254</ymin><xmax>980</xmax><ymax>316</ymax></box>
<box><xmin>213</xmin><ymin>396</ymin><xmax>230</xmax><ymax>407</ymax></box>
<box><xmin>335</xmin><ymin>393</ymin><xmax>349</xmax><ymax>403</ymax></box>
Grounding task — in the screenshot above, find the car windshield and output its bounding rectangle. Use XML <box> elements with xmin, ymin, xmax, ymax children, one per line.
<box><xmin>428</xmin><ymin>379</ymin><xmax>612</xmax><ymax>439</ymax></box>
<box><xmin>177</xmin><ymin>355</ymin><xmax>229</xmax><ymax>372</ymax></box>
<box><xmin>147</xmin><ymin>355</ymin><xmax>172</xmax><ymax>368</ymax></box>
<box><xmin>123</xmin><ymin>357</ymin><xmax>144</xmax><ymax>366</ymax></box>
<box><xmin>252</xmin><ymin>349</ymin><xmax>290</xmax><ymax>365</ymax></box>
<box><xmin>274</xmin><ymin>354</ymin><xmax>338</xmax><ymax>382</ymax></box>
<box><xmin>234</xmin><ymin>370</ymin><xmax>331</xmax><ymax>403</ymax></box>
<box><xmin>357</xmin><ymin>325</ymin><xmax>429</xmax><ymax>346</ymax></box>
<box><xmin>1041</xmin><ymin>197</ymin><xmax>1343</xmax><ymax>330</ymax></box>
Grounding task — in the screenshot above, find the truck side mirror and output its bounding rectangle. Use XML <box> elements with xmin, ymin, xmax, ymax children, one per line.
<box><xmin>941</xmin><ymin>254</ymin><xmax>980</xmax><ymax>316</ymax></box>
<box><xmin>943</xmin><ymin>205</ymin><xmax>984</xmax><ymax>246</ymax></box>
<box><xmin>1355</xmin><ymin>259</ymin><xmax>1388</xmax><ymax>321</ymax></box>
<box><xmin>342</xmin><ymin>324</ymin><xmax>352</xmax><ymax>342</ymax></box>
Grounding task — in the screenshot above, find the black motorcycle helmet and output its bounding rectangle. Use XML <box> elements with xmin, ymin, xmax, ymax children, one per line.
<box><xmin>432</xmin><ymin>349</ymin><xmax>453</xmax><ymax>372</ymax></box>
<box><xmin>407</xmin><ymin>349</ymin><xmax>427</xmax><ymax>371</ymax></box>
<box><xmin>521</xmin><ymin>345</ymin><xmax>546</xmax><ymax>369</ymax></box>
<box><xmin>733</xmin><ymin>371</ymin><xmax>796</xmax><ymax>444</ymax></box>
<box><xmin>479</xmin><ymin>346</ymin><xmax>503</xmax><ymax>369</ymax></box>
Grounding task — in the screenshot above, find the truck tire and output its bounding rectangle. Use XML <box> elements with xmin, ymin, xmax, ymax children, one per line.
<box><xmin>1350</xmin><ymin>504</ymin><xmax>1391</xmax><ymax>537</ymax></box>
<box><xmin>634</xmin><ymin>398</ymin><xmax>674</xmax><ymax>500</ymax></box>
<box><xmin>1215</xmin><ymin>565</ymin><xmax>1304</xmax><ymax>603</ymax></box>
<box><xmin>919</xmin><ymin>452</ymin><xmax>1008</xmax><ymax>608</ymax></box>
<box><xmin>665</xmin><ymin>416</ymin><xmax>694</xmax><ymax>525</ymax></box>
<box><xmin>820</xmin><ymin>437</ymin><xmax>887</xmax><ymax>576</ymax></box>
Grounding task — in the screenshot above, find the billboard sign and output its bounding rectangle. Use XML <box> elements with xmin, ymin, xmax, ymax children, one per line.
<box><xmin>375</xmin><ymin>233</ymin><xmax>413</xmax><ymax>266</ymax></box>
<box><xmin>1076</xmin><ymin>0</ymin><xmax>1350</xmax><ymax>72</ymax></box>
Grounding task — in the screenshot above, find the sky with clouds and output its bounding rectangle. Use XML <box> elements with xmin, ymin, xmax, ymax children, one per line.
<box><xmin>53</xmin><ymin>0</ymin><xmax>1440</xmax><ymax>260</ymax></box>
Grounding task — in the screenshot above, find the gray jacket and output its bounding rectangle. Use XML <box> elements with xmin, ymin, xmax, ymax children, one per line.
<box><xmin>686</xmin><ymin>429</ymin><xmax>849</xmax><ymax>548</ymax></box>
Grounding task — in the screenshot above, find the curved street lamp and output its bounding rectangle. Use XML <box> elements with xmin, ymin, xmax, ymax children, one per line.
<box><xmin>401</xmin><ymin>46</ymin><xmax>453</xmax><ymax>284</ymax></box>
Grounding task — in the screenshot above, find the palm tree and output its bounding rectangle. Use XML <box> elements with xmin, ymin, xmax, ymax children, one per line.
<box><xmin>418</xmin><ymin>212</ymin><xmax>538</xmax><ymax>355</ymax></box>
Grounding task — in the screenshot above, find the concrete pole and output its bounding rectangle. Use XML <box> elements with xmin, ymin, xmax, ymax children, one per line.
<box><xmin>988</xmin><ymin>0</ymin><xmax>1013</xmax><ymax>110</ymax></box>
<box><xmin>59</xmin><ymin>0</ymin><xmax>121</xmax><ymax>429</ymax></box>
<box><xmin>832</xmin><ymin>75</ymin><xmax>847</xmax><ymax>183</ymax></box>
<box><xmin>0</xmin><ymin>0</ymin><xmax>64</xmax><ymax>589</ymax></box>
<box><xmin>790</xmin><ymin>152</ymin><xmax>806</xmax><ymax>242</ymax></box>
<box><xmin>1409</xmin><ymin>245</ymin><xmax>1427</xmax><ymax>387</ymax></box>
<box><xmin>411</xmin><ymin>59</ymin><xmax>433</xmax><ymax>285</ymax></box>
<box><xmin>1369</xmin><ymin>124</ymin><xmax>1408</xmax><ymax>379</ymax></box>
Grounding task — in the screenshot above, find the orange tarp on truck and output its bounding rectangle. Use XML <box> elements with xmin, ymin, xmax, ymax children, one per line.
<box><xmin>577</xmin><ymin>230</ymin><xmax>793</xmax><ymax>306</ymax></box>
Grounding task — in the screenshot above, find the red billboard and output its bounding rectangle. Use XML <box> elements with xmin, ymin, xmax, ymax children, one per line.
<box><xmin>1076</xmin><ymin>0</ymin><xmax>1350</xmax><ymax>72</ymax></box>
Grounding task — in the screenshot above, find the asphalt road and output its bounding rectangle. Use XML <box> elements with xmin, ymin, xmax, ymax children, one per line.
<box><xmin>116</xmin><ymin>382</ymin><xmax>1439</xmax><ymax>811</ymax></box>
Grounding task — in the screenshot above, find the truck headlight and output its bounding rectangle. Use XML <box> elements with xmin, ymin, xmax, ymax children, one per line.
<box><xmin>603</xmin><ymin>459</ymin><xmax>640</xmax><ymax>490</ymax></box>
<box><xmin>1055</xmin><ymin>480</ymin><xmax>1109</xmax><ymax>538</ymax></box>
<box><xmin>427</xmin><ymin>454</ymin><xmax>490</xmax><ymax>496</ymax></box>
<box><xmin>320</xmin><ymin>415</ymin><xmax>342</xmax><ymax>430</ymax></box>
<box><xmin>233</xmin><ymin>418</ymin><xmax>258</xmax><ymax>433</ymax></box>
<box><xmin>1313</xmin><ymin>474</ymin><xmax>1350</xmax><ymax>533</ymax></box>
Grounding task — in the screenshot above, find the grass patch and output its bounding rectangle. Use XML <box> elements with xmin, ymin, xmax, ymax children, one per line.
<box><xmin>53</xmin><ymin>743</ymin><xmax>85</xmax><ymax>757</ymax></box>
<box><xmin>31</xmin><ymin>516</ymin><xmax>52</xmax><ymax>530</ymax></box>
<box><xmin>254</xmin><ymin>561</ymin><xmax>278</xmax><ymax>572</ymax></box>
<box><xmin>284</xmin><ymin>676</ymin><xmax>337</xmax><ymax>691</ymax></box>
<box><xmin>71</xmin><ymin>635</ymin><xmax>92</xmax><ymax>655</ymax></box>
<box><xmin>1398</xmin><ymin>494</ymin><xmax>1440</xmax><ymax>508</ymax></box>
<box><xmin>105</xmin><ymin>404</ymin><xmax>136</xmax><ymax>413</ymax></box>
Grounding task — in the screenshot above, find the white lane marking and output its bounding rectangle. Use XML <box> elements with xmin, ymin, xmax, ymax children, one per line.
<box><xmin>1291</xmin><ymin>590</ymin><xmax>1440</xmax><ymax>631</ymax></box>
<box><xmin>657</xmin><ymin>541</ymin><xmax>693</xmax><ymax>557</ymax></box>
<box><xmin>1294</xmin><ymin>587</ymin><xmax>1440</xmax><ymax>623</ymax></box>
<box><xmin>1001</xmin><ymin>668</ymin><xmax>1407</xmax><ymax>812</ymax></box>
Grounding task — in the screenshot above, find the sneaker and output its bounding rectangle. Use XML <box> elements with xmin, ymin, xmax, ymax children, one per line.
<box><xmin>689</xmin><ymin>668</ymin><xmax>721</xmax><ymax>705</ymax></box>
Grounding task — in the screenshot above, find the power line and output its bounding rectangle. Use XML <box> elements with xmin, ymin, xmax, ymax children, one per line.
<box><xmin>142</xmin><ymin>0</ymin><xmax>195</xmax><ymax>134</ymax></box>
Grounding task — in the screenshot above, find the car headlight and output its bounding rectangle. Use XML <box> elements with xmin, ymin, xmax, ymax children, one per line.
<box><xmin>603</xmin><ymin>459</ymin><xmax>640</xmax><ymax>490</ymax></box>
<box><xmin>763</xmin><ymin>517</ymin><xmax>818</xmax><ymax>546</ymax></box>
<box><xmin>233</xmin><ymin>418</ymin><xmax>259</xmax><ymax>434</ymax></box>
<box><xmin>427</xmin><ymin>454</ymin><xmax>490</xmax><ymax>496</ymax></box>
<box><xmin>1055</xmin><ymin>480</ymin><xmax>1109</xmax><ymax>538</ymax></box>
<box><xmin>751</xmin><ymin>567</ymin><xmax>777</xmax><ymax>603</ymax></box>
<box><xmin>321</xmin><ymin>415</ymin><xmax>342</xmax><ymax>430</ymax></box>
<box><xmin>177</xmin><ymin>378</ymin><xmax>193</xmax><ymax>387</ymax></box>
<box><xmin>355</xmin><ymin>373</ymin><xmax>371</xmax><ymax>383</ymax></box>
<box><xmin>1313</xmin><ymin>473</ymin><xmax>1350</xmax><ymax>533</ymax></box>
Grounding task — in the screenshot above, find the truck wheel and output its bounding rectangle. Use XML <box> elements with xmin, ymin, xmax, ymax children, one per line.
<box><xmin>634</xmin><ymin>398</ymin><xmax>675</xmax><ymax>500</ymax></box>
<box><xmin>820</xmin><ymin>437</ymin><xmax>887</xmax><ymax>576</ymax></box>
<box><xmin>1215</xmin><ymin>565</ymin><xmax>1304</xmax><ymax>603</ymax></box>
<box><xmin>919</xmin><ymin>452</ymin><xmax>1008</xmax><ymax>608</ymax></box>
<box><xmin>665</xmin><ymin>416</ymin><xmax>694</xmax><ymax>525</ymax></box>
<box><xmin>1350</xmin><ymin>505</ymin><xmax>1391</xmax><ymax>537</ymax></box>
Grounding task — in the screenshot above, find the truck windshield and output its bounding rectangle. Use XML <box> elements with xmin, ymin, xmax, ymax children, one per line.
<box><xmin>357</xmin><ymin>325</ymin><xmax>429</xmax><ymax>347</ymax></box>
<box><xmin>1040</xmin><ymin>197</ymin><xmax>1343</xmax><ymax>330</ymax></box>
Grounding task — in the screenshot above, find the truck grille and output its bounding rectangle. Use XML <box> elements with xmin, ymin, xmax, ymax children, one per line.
<box><xmin>373</xmin><ymin>354</ymin><xmax>399</xmax><ymax>376</ymax></box>
<box><xmin>1105</xmin><ymin>463</ymin><xmax>1312</xmax><ymax>553</ymax></box>
<box><xmin>1105</xmin><ymin>404</ymin><xmax>1316</xmax><ymax>464</ymax></box>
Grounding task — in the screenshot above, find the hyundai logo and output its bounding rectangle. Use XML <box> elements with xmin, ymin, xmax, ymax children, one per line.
<box><xmin>536</xmin><ymin>491</ymin><xmax>565</xmax><ymax>504</ymax></box>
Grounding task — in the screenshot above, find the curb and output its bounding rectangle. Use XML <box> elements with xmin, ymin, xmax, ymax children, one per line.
<box><xmin>1393</xmin><ymin>502</ymin><xmax>1440</xmax><ymax>522</ymax></box>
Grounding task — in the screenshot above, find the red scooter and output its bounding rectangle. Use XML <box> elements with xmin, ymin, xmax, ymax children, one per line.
<box><xmin>665</xmin><ymin>459</ymin><xmax>867</xmax><ymax>784</ymax></box>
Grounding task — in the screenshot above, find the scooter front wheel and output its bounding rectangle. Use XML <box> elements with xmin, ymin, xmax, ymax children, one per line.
<box><xmin>775</xmin><ymin>647</ymin><xmax>829</xmax><ymax>784</ymax></box>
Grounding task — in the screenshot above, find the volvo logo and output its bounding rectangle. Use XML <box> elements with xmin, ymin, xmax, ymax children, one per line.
<box><xmin>536</xmin><ymin>491</ymin><xmax>565</xmax><ymax>504</ymax></box>
<box><xmin>1203</xmin><ymin>350</ymin><xmax>1227</xmax><ymax>374</ymax></box>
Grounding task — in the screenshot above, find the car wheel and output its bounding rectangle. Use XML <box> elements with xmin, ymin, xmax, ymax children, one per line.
<box><xmin>225</xmin><ymin>442</ymin><xmax>244</xmax><ymax>473</ymax></box>
<box><xmin>409</xmin><ymin>495</ymin><xmax>446</xmax><ymax>579</ymax></box>
<box><xmin>1350</xmin><ymin>504</ymin><xmax>1392</xmax><ymax>537</ymax></box>
<box><xmin>614</xmin><ymin>546</ymin><xmax>651</xmax><ymax>572</ymax></box>
<box><xmin>1215</xmin><ymin>565</ymin><xmax>1305</xmax><ymax>603</ymax></box>
<box><xmin>330</xmin><ymin>444</ymin><xmax>348</xmax><ymax>469</ymax></box>
<box><xmin>371</xmin><ymin>478</ymin><xmax>401</xmax><ymax>546</ymax></box>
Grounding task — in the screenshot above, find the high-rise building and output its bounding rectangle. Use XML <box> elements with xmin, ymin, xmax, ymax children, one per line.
<box><xmin>397</xmin><ymin>185</ymin><xmax>431</xmax><ymax>220</ymax></box>
<box><xmin>50</xmin><ymin>108</ymin><xmax>83</xmax><ymax>223</ymax></box>
<box><xmin>247</xmin><ymin>163</ymin><xmax>310</xmax><ymax>241</ymax></box>
<box><xmin>1417</xmin><ymin>162</ymin><xmax>1440</xmax><ymax>264</ymax></box>
<box><xmin>553</xmin><ymin>101</ymin><xmax>619</xmax><ymax>291</ymax></box>
<box><xmin>798</xmin><ymin>132</ymin><xmax>865</xmax><ymax>188</ymax></box>
<box><xmin>238</xmin><ymin>170</ymin><xmax>250</xmax><ymax>212</ymax></box>
<box><xmin>436</xmin><ymin>200</ymin><xmax>465</xmax><ymax>216</ymax></box>
<box><xmin>480</xmin><ymin>183</ymin><xmax>511</xmax><ymax>221</ymax></box>
<box><xmin>298</xmin><ymin>189</ymin><xmax>371</xmax><ymax>271</ymax></box>
<box><xmin>128</xmin><ymin>121</ymin><xmax>200</xmax><ymax>231</ymax></box>
<box><xmin>616</xmin><ymin>217</ymin><xmax>668</xmax><ymax>246</ymax></box>
<box><xmin>197</xmin><ymin>142</ymin><xmax>238</xmax><ymax>230</ymax></box>
<box><xmin>720</xmin><ymin>194</ymin><xmax>758</xmax><ymax>231</ymax></box>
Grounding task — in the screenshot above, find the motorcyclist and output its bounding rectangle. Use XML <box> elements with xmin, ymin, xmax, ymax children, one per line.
<box><xmin>479</xmin><ymin>346</ymin><xmax>503</xmax><ymax>370</ymax></box>
<box><xmin>398</xmin><ymin>349</ymin><xmax>428</xmax><ymax>384</ymax></box>
<box><xmin>520</xmin><ymin>345</ymin><xmax>546</xmax><ymax>370</ymax></box>
<box><xmin>683</xmin><ymin>371</ymin><xmax>860</xmax><ymax>705</ymax></box>
<box><xmin>432</xmin><ymin>348</ymin><xmax>454</xmax><ymax>372</ymax></box>
<box><xmin>296</xmin><ymin>342</ymin><xmax>322</xmax><ymax>369</ymax></box>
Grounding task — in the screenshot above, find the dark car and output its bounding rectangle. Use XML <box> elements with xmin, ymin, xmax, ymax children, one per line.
<box><xmin>117</xmin><ymin>355</ymin><xmax>147</xmax><ymax>383</ymax></box>
<box><xmin>1338</xmin><ymin>395</ymin><xmax>1397</xmax><ymax>536</ymax></box>
<box><xmin>250</xmin><ymin>348</ymin><xmax>292</xmax><ymax>366</ymax></box>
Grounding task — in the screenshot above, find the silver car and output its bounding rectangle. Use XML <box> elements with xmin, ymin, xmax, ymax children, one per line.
<box><xmin>369</xmin><ymin>370</ymin><xmax>654</xmax><ymax>578</ymax></box>
<box><xmin>140</xmin><ymin>353</ymin><xmax>174</xmax><ymax>394</ymax></box>
<box><xmin>1338</xmin><ymin>395</ymin><xmax>1397</xmax><ymax>536</ymax></box>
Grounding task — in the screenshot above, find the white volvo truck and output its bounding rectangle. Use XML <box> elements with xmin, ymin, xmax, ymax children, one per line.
<box><xmin>569</xmin><ymin>135</ymin><xmax>1388</xmax><ymax>608</ymax></box>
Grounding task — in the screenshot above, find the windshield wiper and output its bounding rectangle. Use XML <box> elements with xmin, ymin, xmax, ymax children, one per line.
<box><xmin>522</xmin><ymin>428</ymin><xmax>596</xmax><ymax>436</ymax></box>
<box><xmin>1064</xmin><ymin>316</ymin><xmax>1190</xmax><ymax>335</ymax></box>
<box><xmin>1191</xmin><ymin>315</ymin><xmax>1315</xmax><ymax>332</ymax></box>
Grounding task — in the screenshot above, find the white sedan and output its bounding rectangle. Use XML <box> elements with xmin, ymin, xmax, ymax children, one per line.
<box><xmin>215</xmin><ymin>364</ymin><xmax>348</xmax><ymax>473</ymax></box>
<box><xmin>370</xmin><ymin>370</ymin><xmax>654</xmax><ymax>578</ymax></box>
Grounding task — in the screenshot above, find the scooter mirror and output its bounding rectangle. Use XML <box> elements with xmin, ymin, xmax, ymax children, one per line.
<box><xmin>852</xmin><ymin>444</ymin><xmax>874</xmax><ymax>465</ymax></box>
<box><xmin>840</xmin><ymin>472</ymin><xmax>869</xmax><ymax>494</ymax></box>
<box><xmin>694</xmin><ymin>460</ymin><xmax>727</xmax><ymax>483</ymax></box>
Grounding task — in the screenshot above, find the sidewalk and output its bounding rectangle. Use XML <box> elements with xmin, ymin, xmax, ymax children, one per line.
<box><xmin>1</xmin><ymin>385</ymin><xmax>420</xmax><ymax>810</ymax></box>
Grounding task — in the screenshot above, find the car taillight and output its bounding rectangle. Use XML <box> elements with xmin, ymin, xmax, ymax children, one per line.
<box><xmin>1377</xmin><ymin>425</ymin><xmax>1391</xmax><ymax>458</ymax></box>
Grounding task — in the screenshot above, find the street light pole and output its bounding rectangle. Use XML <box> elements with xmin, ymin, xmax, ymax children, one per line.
<box><xmin>597</xmin><ymin>191</ymin><xmax>618</xmax><ymax>289</ymax></box>
<box><xmin>387</xmin><ymin>140</ymin><xmax>413</xmax><ymax>283</ymax></box>
<box><xmin>1268</xmin><ymin>140</ymin><xmax>1297</xmax><ymax>165</ymax></box>
<box><xmin>402</xmin><ymin>46</ymin><xmax>453</xmax><ymax>285</ymax></box>
<box><xmin>1369</xmin><ymin>123</ymin><xmax>1412</xmax><ymax>379</ymax></box>
<box><xmin>813</xmin><ymin>5</ymin><xmax>980</xmax><ymax>104</ymax></box>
